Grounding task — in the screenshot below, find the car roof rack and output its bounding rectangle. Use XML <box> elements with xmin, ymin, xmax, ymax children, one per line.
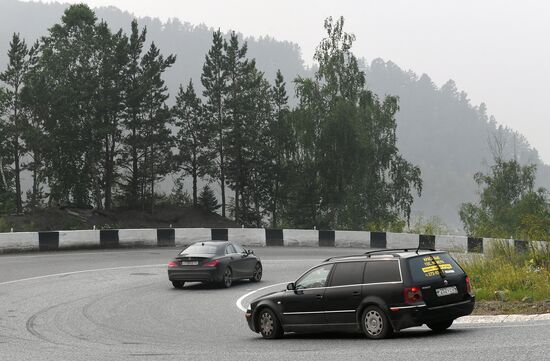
<box><xmin>323</xmin><ymin>254</ymin><xmax>369</xmax><ymax>262</ymax></box>
<box><xmin>364</xmin><ymin>248</ymin><xmax>437</xmax><ymax>257</ymax></box>
<box><xmin>323</xmin><ymin>248</ymin><xmax>438</xmax><ymax>262</ymax></box>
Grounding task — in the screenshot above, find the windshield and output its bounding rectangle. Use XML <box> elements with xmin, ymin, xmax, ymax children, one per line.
<box><xmin>179</xmin><ymin>243</ymin><xmax>221</xmax><ymax>255</ymax></box>
<box><xmin>408</xmin><ymin>253</ymin><xmax>464</xmax><ymax>282</ymax></box>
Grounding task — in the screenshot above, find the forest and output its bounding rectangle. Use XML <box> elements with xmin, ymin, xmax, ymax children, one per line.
<box><xmin>0</xmin><ymin>5</ymin><xmax>422</xmax><ymax>231</ymax></box>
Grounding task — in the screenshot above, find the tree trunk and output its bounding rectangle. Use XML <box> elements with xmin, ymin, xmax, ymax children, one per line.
<box><xmin>14</xmin><ymin>135</ymin><xmax>22</xmax><ymax>213</ymax></box>
<box><xmin>0</xmin><ymin>158</ymin><xmax>8</xmax><ymax>191</ymax></box>
<box><xmin>131</xmin><ymin>125</ymin><xmax>139</xmax><ymax>207</ymax></box>
<box><xmin>235</xmin><ymin>187</ymin><xmax>240</xmax><ymax>222</ymax></box>
<box><xmin>272</xmin><ymin>182</ymin><xmax>279</xmax><ymax>228</ymax></box>
<box><xmin>104</xmin><ymin>135</ymin><xmax>112</xmax><ymax>210</ymax></box>
<box><xmin>192</xmin><ymin>153</ymin><xmax>198</xmax><ymax>206</ymax></box>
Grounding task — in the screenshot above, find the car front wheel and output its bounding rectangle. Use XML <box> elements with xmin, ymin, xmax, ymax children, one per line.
<box><xmin>257</xmin><ymin>308</ymin><xmax>283</xmax><ymax>339</ymax></box>
<box><xmin>361</xmin><ymin>306</ymin><xmax>392</xmax><ymax>339</ymax></box>
<box><xmin>427</xmin><ymin>319</ymin><xmax>453</xmax><ymax>333</ymax></box>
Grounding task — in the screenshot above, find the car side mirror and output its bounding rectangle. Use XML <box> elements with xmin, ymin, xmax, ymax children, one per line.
<box><xmin>286</xmin><ymin>282</ymin><xmax>295</xmax><ymax>291</ymax></box>
<box><xmin>246</xmin><ymin>249</ymin><xmax>254</xmax><ymax>255</ymax></box>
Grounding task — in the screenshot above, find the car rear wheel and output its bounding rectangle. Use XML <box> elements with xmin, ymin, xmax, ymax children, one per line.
<box><xmin>427</xmin><ymin>319</ymin><xmax>454</xmax><ymax>333</ymax></box>
<box><xmin>172</xmin><ymin>281</ymin><xmax>185</xmax><ymax>289</ymax></box>
<box><xmin>250</xmin><ymin>263</ymin><xmax>262</xmax><ymax>282</ymax></box>
<box><xmin>222</xmin><ymin>267</ymin><xmax>232</xmax><ymax>288</ymax></box>
<box><xmin>361</xmin><ymin>306</ymin><xmax>392</xmax><ymax>339</ymax></box>
<box><xmin>257</xmin><ymin>308</ymin><xmax>283</xmax><ymax>339</ymax></box>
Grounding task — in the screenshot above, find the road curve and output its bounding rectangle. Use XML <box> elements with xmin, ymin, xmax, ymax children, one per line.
<box><xmin>1</xmin><ymin>247</ymin><xmax>549</xmax><ymax>361</ymax></box>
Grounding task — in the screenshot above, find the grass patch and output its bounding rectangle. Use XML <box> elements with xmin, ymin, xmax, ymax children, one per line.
<box><xmin>462</xmin><ymin>240</ymin><xmax>550</xmax><ymax>302</ymax></box>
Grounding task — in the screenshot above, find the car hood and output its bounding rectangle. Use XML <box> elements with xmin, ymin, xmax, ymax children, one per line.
<box><xmin>251</xmin><ymin>289</ymin><xmax>286</xmax><ymax>306</ymax></box>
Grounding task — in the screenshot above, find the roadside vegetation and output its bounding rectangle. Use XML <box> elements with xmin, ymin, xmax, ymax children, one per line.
<box><xmin>461</xmin><ymin>240</ymin><xmax>550</xmax><ymax>314</ymax></box>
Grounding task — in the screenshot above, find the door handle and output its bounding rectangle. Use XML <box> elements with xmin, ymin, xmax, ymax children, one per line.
<box><xmin>352</xmin><ymin>291</ymin><xmax>361</xmax><ymax>297</ymax></box>
<box><xmin>316</xmin><ymin>294</ymin><xmax>323</xmax><ymax>300</ymax></box>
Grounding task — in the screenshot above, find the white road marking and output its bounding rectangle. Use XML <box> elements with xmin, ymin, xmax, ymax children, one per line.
<box><xmin>0</xmin><ymin>250</ymin><xmax>169</xmax><ymax>259</ymax></box>
<box><xmin>0</xmin><ymin>264</ymin><xmax>165</xmax><ymax>286</ymax></box>
<box><xmin>236</xmin><ymin>282</ymin><xmax>289</xmax><ymax>312</ymax></box>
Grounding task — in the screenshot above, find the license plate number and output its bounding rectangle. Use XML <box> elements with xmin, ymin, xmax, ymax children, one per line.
<box><xmin>181</xmin><ymin>261</ymin><xmax>198</xmax><ymax>266</ymax></box>
<box><xmin>436</xmin><ymin>286</ymin><xmax>458</xmax><ymax>297</ymax></box>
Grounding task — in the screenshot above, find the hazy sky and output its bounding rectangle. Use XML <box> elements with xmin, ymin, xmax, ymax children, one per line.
<box><xmin>24</xmin><ymin>0</ymin><xmax>550</xmax><ymax>163</ymax></box>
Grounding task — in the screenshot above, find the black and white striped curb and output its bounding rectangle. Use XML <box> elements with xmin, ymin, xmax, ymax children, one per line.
<box><xmin>0</xmin><ymin>228</ymin><xmax>539</xmax><ymax>254</ymax></box>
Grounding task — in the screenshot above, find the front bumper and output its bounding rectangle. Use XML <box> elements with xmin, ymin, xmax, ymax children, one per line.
<box><xmin>245</xmin><ymin>308</ymin><xmax>256</xmax><ymax>332</ymax></box>
<box><xmin>168</xmin><ymin>267</ymin><xmax>221</xmax><ymax>282</ymax></box>
<box><xmin>389</xmin><ymin>296</ymin><xmax>475</xmax><ymax>331</ymax></box>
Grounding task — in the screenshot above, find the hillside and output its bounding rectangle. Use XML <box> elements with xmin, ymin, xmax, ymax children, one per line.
<box><xmin>1</xmin><ymin>0</ymin><xmax>549</xmax><ymax>230</ymax></box>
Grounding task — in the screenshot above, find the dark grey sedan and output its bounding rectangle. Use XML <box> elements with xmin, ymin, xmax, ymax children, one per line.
<box><xmin>167</xmin><ymin>241</ymin><xmax>262</xmax><ymax>288</ymax></box>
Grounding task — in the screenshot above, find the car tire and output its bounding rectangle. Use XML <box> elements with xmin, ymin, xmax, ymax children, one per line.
<box><xmin>427</xmin><ymin>319</ymin><xmax>454</xmax><ymax>333</ymax></box>
<box><xmin>221</xmin><ymin>267</ymin><xmax>232</xmax><ymax>288</ymax></box>
<box><xmin>250</xmin><ymin>263</ymin><xmax>262</xmax><ymax>282</ymax></box>
<box><xmin>257</xmin><ymin>308</ymin><xmax>283</xmax><ymax>339</ymax></box>
<box><xmin>172</xmin><ymin>281</ymin><xmax>185</xmax><ymax>289</ymax></box>
<box><xmin>361</xmin><ymin>306</ymin><xmax>392</xmax><ymax>339</ymax></box>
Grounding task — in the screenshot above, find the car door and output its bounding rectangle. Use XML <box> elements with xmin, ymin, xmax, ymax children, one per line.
<box><xmin>282</xmin><ymin>264</ymin><xmax>333</xmax><ymax>327</ymax></box>
<box><xmin>362</xmin><ymin>259</ymin><xmax>403</xmax><ymax>309</ymax></box>
<box><xmin>225</xmin><ymin>244</ymin><xmax>243</xmax><ymax>278</ymax></box>
<box><xmin>231</xmin><ymin>242</ymin><xmax>255</xmax><ymax>278</ymax></box>
<box><xmin>323</xmin><ymin>261</ymin><xmax>366</xmax><ymax>325</ymax></box>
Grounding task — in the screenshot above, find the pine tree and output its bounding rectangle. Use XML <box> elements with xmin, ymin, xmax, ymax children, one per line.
<box><xmin>34</xmin><ymin>4</ymin><xmax>99</xmax><ymax>207</ymax></box>
<box><xmin>0</xmin><ymin>86</ymin><xmax>15</xmax><ymax>212</ymax></box>
<box><xmin>120</xmin><ymin>19</ymin><xmax>147</xmax><ymax>208</ymax></box>
<box><xmin>198</xmin><ymin>184</ymin><xmax>220</xmax><ymax>212</ymax></box>
<box><xmin>139</xmin><ymin>42</ymin><xmax>176</xmax><ymax>213</ymax></box>
<box><xmin>94</xmin><ymin>22</ymin><xmax>129</xmax><ymax>209</ymax></box>
<box><xmin>0</xmin><ymin>33</ymin><xmax>33</xmax><ymax>213</ymax></box>
<box><xmin>201</xmin><ymin>30</ymin><xmax>228</xmax><ymax>217</ymax></box>
<box><xmin>223</xmin><ymin>32</ymin><xmax>250</xmax><ymax>222</ymax></box>
<box><xmin>266</xmin><ymin>69</ymin><xmax>291</xmax><ymax>227</ymax></box>
<box><xmin>172</xmin><ymin>80</ymin><xmax>211</xmax><ymax>206</ymax></box>
<box><xmin>20</xmin><ymin>40</ymin><xmax>45</xmax><ymax>210</ymax></box>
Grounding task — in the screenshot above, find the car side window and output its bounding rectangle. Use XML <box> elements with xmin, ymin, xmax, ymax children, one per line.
<box><xmin>232</xmin><ymin>243</ymin><xmax>245</xmax><ymax>254</ymax></box>
<box><xmin>329</xmin><ymin>262</ymin><xmax>365</xmax><ymax>287</ymax></box>
<box><xmin>364</xmin><ymin>260</ymin><xmax>402</xmax><ymax>284</ymax></box>
<box><xmin>295</xmin><ymin>265</ymin><xmax>333</xmax><ymax>290</ymax></box>
<box><xmin>225</xmin><ymin>244</ymin><xmax>236</xmax><ymax>254</ymax></box>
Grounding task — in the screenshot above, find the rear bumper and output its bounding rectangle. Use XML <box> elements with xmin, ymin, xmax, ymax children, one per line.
<box><xmin>389</xmin><ymin>296</ymin><xmax>475</xmax><ymax>331</ymax></box>
<box><xmin>167</xmin><ymin>267</ymin><xmax>221</xmax><ymax>282</ymax></box>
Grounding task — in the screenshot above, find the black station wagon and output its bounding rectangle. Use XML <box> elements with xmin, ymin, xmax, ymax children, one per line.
<box><xmin>245</xmin><ymin>248</ymin><xmax>475</xmax><ymax>339</ymax></box>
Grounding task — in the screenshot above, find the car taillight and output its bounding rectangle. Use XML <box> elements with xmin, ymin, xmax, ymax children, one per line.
<box><xmin>465</xmin><ymin>276</ymin><xmax>473</xmax><ymax>295</ymax></box>
<box><xmin>168</xmin><ymin>261</ymin><xmax>178</xmax><ymax>267</ymax></box>
<box><xmin>404</xmin><ymin>286</ymin><xmax>423</xmax><ymax>304</ymax></box>
<box><xmin>203</xmin><ymin>259</ymin><xmax>220</xmax><ymax>267</ymax></box>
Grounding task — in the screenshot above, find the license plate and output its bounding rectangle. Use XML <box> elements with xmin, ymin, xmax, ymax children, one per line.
<box><xmin>436</xmin><ymin>286</ymin><xmax>458</xmax><ymax>297</ymax></box>
<box><xmin>180</xmin><ymin>261</ymin><xmax>198</xmax><ymax>266</ymax></box>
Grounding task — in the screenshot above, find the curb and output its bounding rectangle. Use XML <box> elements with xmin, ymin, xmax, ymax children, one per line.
<box><xmin>456</xmin><ymin>313</ymin><xmax>550</xmax><ymax>324</ymax></box>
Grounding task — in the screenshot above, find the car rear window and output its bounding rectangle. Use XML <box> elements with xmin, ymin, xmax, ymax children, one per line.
<box><xmin>364</xmin><ymin>260</ymin><xmax>401</xmax><ymax>283</ymax></box>
<box><xmin>180</xmin><ymin>243</ymin><xmax>221</xmax><ymax>255</ymax></box>
<box><xmin>329</xmin><ymin>262</ymin><xmax>365</xmax><ymax>286</ymax></box>
<box><xmin>408</xmin><ymin>253</ymin><xmax>464</xmax><ymax>282</ymax></box>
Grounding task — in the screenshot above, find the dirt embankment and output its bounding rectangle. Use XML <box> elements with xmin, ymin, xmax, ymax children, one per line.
<box><xmin>0</xmin><ymin>205</ymin><xmax>240</xmax><ymax>232</ymax></box>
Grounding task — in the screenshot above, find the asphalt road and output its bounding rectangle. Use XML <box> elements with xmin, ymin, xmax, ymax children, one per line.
<box><xmin>1</xmin><ymin>247</ymin><xmax>549</xmax><ymax>361</ymax></box>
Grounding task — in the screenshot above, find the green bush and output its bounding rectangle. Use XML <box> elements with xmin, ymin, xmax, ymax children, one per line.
<box><xmin>0</xmin><ymin>217</ymin><xmax>11</xmax><ymax>232</ymax></box>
